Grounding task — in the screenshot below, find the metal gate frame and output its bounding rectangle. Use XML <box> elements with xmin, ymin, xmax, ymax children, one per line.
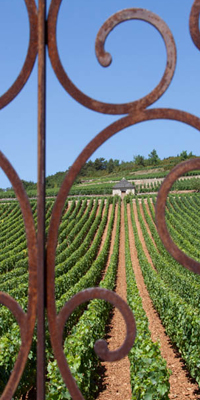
<box><xmin>0</xmin><ymin>0</ymin><xmax>200</xmax><ymax>399</ymax></box>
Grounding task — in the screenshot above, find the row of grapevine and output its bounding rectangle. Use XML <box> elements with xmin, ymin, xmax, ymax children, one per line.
<box><xmin>46</xmin><ymin>199</ymin><xmax>121</xmax><ymax>399</ymax></box>
<box><xmin>133</xmin><ymin>196</ymin><xmax>200</xmax><ymax>385</ymax></box>
<box><xmin>0</xmin><ymin>199</ymin><xmax>89</xmax><ymax>394</ymax></box>
<box><xmin>124</xmin><ymin>199</ymin><xmax>170</xmax><ymax>399</ymax></box>
<box><xmin>47</xmin><ymin>198</ymin><xmax>171</xmax><ymax>400</ymax></box>
<box><xmin>0</xmin><ymin>197</ymin><xmax>119</xmax><ymax>397</ymax></box>
<box><xmin>0</xmin><ymin>193</ymin><xmax>200</xmax><ymax>398</ymax></box>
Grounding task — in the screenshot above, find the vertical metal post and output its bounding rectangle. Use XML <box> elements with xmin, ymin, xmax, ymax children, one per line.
<box><xmin>37</xmin><ymin>0</ymin><xmax>46</xmax><ymax>399</ymax></box>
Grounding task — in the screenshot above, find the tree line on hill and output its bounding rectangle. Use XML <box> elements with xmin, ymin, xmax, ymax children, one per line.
<box><xmin>77</xmin><ymin>149</ymin><xmax>195</xmax><ymax>176</ymax></box>
<box><xmin>1</xmin><ymin>149</ymin><xmax>197</xmax><ymax>192</ymax></box>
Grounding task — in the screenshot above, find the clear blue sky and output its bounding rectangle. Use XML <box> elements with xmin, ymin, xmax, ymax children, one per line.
<box><xmin>1</xmin><ymin>0</ymin><xmax>200</xmax><ymax>189</ymax></box>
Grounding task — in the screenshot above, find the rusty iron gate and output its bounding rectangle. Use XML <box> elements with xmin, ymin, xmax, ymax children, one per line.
<box><xmin>0</xmin><ymin>0</ymin><xmax>200</xmax><ymax>399</ymax></box>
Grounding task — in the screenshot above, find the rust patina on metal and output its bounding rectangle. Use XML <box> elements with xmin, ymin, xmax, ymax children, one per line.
<box><xmin>1</xmin><ymin>0</ymin><xmax>200</xmax><ymax>399</ymax></box>
<box><xmin>0</xmin><ymin>152</ymin><xmax>37</xmax><ymax>400</ymax></box>
<box><xmin>155</xmin><ymin>0</ymin><xmax>200</xmax><ymax>276</ymax></box>
<box><xmin>48</xmin><ymin>288</ymin><xmax>136</xmax><ymax>400</ymax></box>
<box><xmin>0</xmin><ymin>0</ymin><xmax>38</xmax><ymax>110</ymax></box>
<box><xmin>37</xmin><ymin>1</ymin><xmax>46</xmax><ymax>398</ymax></box>
<box><xmin>47</xmin><ymin>4</ymin><xmax>176</xmax><ymax>114</ymax></box>
<box><xmin>156</xmin><ymin>159</ymin><xmax>200</xmax><ymax>275</ymax></box>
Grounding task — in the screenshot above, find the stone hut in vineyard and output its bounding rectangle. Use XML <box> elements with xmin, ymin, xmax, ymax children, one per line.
<box><xmin>112</xmin><ymin>178</ymin><xmax>135</xmax><ymax>197</ymax></box>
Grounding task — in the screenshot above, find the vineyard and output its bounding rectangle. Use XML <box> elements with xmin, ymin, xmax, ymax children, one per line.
<box><xmin>0</xmin><ymin>194</ymin><xmax>200</xmax><ymax>399</ymax></box>
<box><xmin>1</xmin><ymin>170</ymin><xmax>200</xmax><ymax>198</ymax></box>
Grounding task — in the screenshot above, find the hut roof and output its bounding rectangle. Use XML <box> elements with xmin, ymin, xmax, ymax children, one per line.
<box><xmin>113</xmin><ymin>178</ymin><xmax>135</xmax><ymax>190</ymax></box>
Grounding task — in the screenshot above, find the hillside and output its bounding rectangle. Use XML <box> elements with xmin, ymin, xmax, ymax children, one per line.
<box><xmin>1</xmin><ymin>194</ymin><xmax>200</xmax><ymax>398</ymax></box>
<box><xmin>1</xmin><ymin>151</ymin><xmax>200</xmax><ymax>198</ymax></box>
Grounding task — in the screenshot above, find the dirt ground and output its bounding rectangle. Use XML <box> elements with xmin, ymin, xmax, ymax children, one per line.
<box><xmin>21</xmin><ymin>199</ymin><xmax>200</xmax><ymax>400</ymax></box>
<box><xmin>97</xmin><ymin>202</ymin><xmax>132</xmax><ymax>400</ymax></box>
<box><xmin>97</xmin><ymin>201</ymin><xmax>200</xmax><ymax>400</ymax></box>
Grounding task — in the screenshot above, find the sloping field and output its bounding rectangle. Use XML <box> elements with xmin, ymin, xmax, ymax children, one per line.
<box><xmin>0</xmin><ymin>195</ymin><xmax>200</xmax><ymax>399</ymax></box>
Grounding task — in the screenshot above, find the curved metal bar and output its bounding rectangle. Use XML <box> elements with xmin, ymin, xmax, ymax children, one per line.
<box><xmin>47</xmin><ymin>3</ymin><xmax>176</xmax><ymax>114</ymax></box>
<box><xmin>0</xmin><ymin>293</ymin><xmax>26</xmax><ymax>340</ymax></box>
<box><xmin>57</xmin><ymin>288</ymin><xmax>136</xmax><ymax>361</ymax></box>
<box><xmin>189</xmin><ymin>0</ymin><xmax>200</xmax><ymax>50</ymax></box>
<box><xmin>0</xmin><ymin>0</ymin><xmax>38</xmax><ymax>109</ymax></box>
<box><xmin>0</xmin><ymin>152</ymin><xmax>37</xmax><ymax>400</ymax></box>
<box><xmin>47</xmin><ymin>106</ymin><xmax>200</xmax><ymax>395</ymax></box>
<box><xmin>49</xmin><ymin>288</ymin><xmax>136</xmax><ymax>400</ymax></box>
<box><xmin>1</xmin><ymin>1</ymin><xmax>199</xmax><ymax>397</ymax></box>
<box><xmin>47</xmin><ymin>106</ymin><xmax>200</xmax><ymax>281</ymax></box>
<box><xmin>156</xmin><ymin>158</ymin><xmax>200</xmax><ymax>275</ymax></box>
<box><xmin>47</xmin><ymin>107</ymin><xmax>200</xmax><ymax>321</ymax></box>
<box><xmin>95</xmin><ymin>8</ymin><xmax>176</xmax><ymax>110</ymax></box>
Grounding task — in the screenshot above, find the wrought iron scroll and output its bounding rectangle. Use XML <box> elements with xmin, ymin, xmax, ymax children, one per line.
<box><xmin>0</xmin><ymin>152</ymin><xmax>37</xmax><ymax>400</ymax></box>
<box><xmin>156</xmin><ymin>0</ymin><xmax>200</xmax><ymax>277</ymax></box>
<box><xmin>0</xmin><ymin>0</ymin><xmax>200</xmax><ymax>399</ymax></box>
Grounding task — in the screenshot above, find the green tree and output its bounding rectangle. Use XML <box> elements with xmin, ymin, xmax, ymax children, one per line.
<box><xmin>21</xmin><ymin>180</ymin><xmax>36</xmax><ymax>190</ymax></box>
<box><xmin>94</xmin><ymin>157</ymin><xmax>107</xmax><ymax>171</ymax></box>
<box><xmin>148</xmin><ymin>149</ymin><xmax>160</xmax><ymax>165</ymax></box>
<box><xmin>113</xmin><ymin>159</ymin><xmax>120</xmax><ymax>167</ymax></box>
<box><xmin>107</xmin><ymin>158</ymin><xmax>115</xmax><ymax>173</ymax></box>
<box><xmin>180</xmin><ymin>150</ymin><xmax>188</xmax><ymax>161</ymax></box>
<box><xmin>180</xmin><ymin>150</ymin><xmax>193</xmax><ymax>161</ymax></box>
<box><xmin>133</xmin><ymin>154</ymin><xmax>145</xmax><ymax>166</ymax></box>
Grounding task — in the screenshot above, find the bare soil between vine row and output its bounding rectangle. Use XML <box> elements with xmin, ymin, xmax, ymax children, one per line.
<box><xmin>97</xmin><ymin>202</ymin><xmax>132</xmax><ymax>400</ymax></box>
<box><xmin>97</xmin><ymin>201</ymin><xmax>200</xmax><ymax>400</ymax></box>
<box><xmin>24</xmin><ymin>200</ymin><xmax>200</xmax><ymax>399</ymax></box>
